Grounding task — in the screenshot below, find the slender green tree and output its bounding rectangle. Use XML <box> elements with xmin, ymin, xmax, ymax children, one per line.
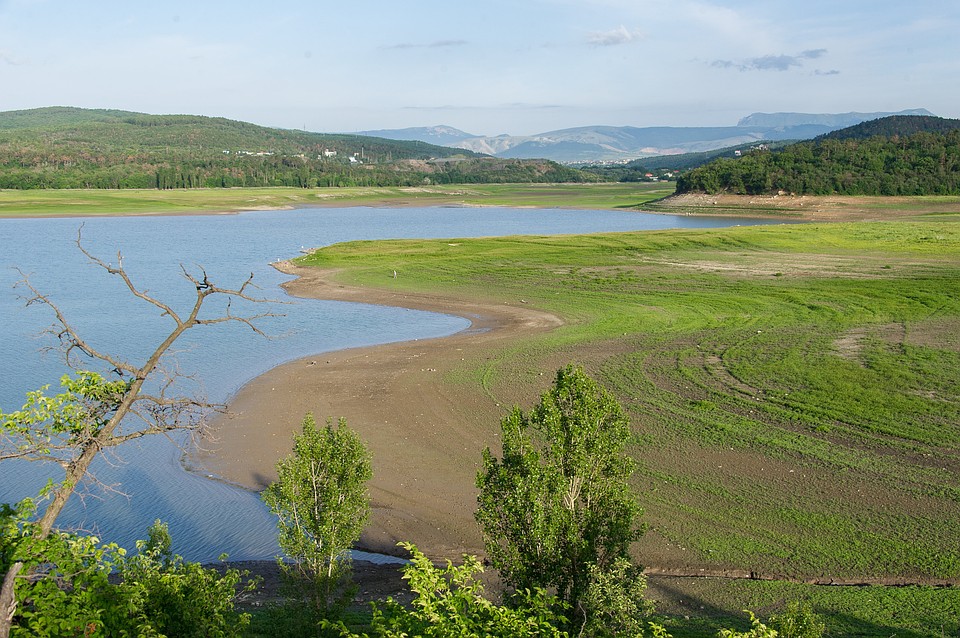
<box><xmin>262</xmin><ymin>414</ymin><xmax>372</xmax><ymax>619</ymax></box>
<box><xmin>475</xmin><ymin>364</ymin><xmax>646</xmax><ymax>633</ymax></box>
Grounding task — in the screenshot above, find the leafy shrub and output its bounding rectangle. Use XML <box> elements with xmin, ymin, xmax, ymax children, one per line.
<box><xmin>579</xmin><ymin>558</ymin><xmax>655</xmax><ymax>637</ymax></box>
<box><xmin>770</xmin><ymin>601</ymin><xmax>825</xmax><ymax>638</ymax></box>
<box><xmin>1</xmin><ymin>509</ymin><xmax>255</xmax><ymax>637</ymax></box>
<box><xmin>112</xmin><ymin>520</ymin><xmax>257</xmax><ymax>638</ymax></box>
<box><xmin>717</xmin><ymin>611</ymin><xmax>779</xmax><ymax>638</ymax></box>
<box><xmin>364</xmin><ymin>542</ymin><xmax>567</xmax><ymax>638</ymax></box>
<box><xmin>2</xmin><ymin>499</ymin><xmax>119</xmax><ymax>637</ymax></box>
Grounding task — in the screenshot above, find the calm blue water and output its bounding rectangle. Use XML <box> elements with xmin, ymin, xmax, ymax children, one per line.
<box><xmin>0</xmin><ymin>205</ymin><xmax>783</xmax><ymax>561</ymax></box>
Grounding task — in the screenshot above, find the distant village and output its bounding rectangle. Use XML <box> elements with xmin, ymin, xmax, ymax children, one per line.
<box><xmin>222</xmin><ymin>148</ymin><xmax>366</xmax><ymax>163</ymax></box>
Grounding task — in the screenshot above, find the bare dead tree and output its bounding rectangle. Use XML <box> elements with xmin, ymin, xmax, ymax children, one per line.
<box><xmin>0</xmin><ymin>230</ymin><xmax>281</xmax><ymax>637</ymax></box>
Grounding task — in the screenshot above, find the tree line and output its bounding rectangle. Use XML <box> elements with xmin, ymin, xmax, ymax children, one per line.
<box><xmin>0</xmin><ymin>152</ymin><xmax>594</xmax><ymax>190</ymax></box>
<box><xmin>676</xmin><ymin>129</ymin><xmax>960</xmax><ymax>196</ymax></box>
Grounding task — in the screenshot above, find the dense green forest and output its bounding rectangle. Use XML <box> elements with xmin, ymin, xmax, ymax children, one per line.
<box><xmin>818</xmin><ymin>114</ymin><xmax>960</xmax><ymax>141</ymax></box>
<box><xmin>0</xmin><ymin>107</ymin><xmax>594</xmax><ymax>189</ymax></box>
<box><xmin>676</xmin><ymin>116</ymin><xmax>960</xmax><ymax>195</ymax></box>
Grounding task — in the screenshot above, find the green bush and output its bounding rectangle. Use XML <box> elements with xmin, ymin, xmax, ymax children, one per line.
<box><xmin>2</xmin><ymin>500</ymin><xmax>119</xmax><ymax>637</ymax></box>
<box><xmin>364</xmin><ymin>542</ymin><xmax>567</xmax><ymax>638</ymax></box>
<box><xmin>112</xmin><ymin>520</ymin><xmax>257</xmax><ymax>638</ymax></box>
<box><xmin>770</xmin><ymin>601</ymin><xmax>825</xmax><ymax>638</ymax></box>
<box><xmin>1</xmin><ymin>508</ymin><xmax>255</xmax><ymax>637</ymax></box>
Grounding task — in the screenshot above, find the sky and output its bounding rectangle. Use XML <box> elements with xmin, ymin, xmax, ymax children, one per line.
<box><xmin>1</xmin><ymin>0</ymin><xmax>958</xmax><ymax>136</ymax></box>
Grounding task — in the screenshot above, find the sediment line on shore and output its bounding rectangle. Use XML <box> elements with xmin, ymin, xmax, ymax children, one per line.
<box><xmin>195</xmin><ymin>260</ymin><xmax>562</xmax><ymax>559</ymax></box>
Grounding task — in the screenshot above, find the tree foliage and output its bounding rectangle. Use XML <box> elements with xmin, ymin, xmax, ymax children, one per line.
<box><xmin>361</xmin><ymin>542</ymin><xmax>567</xmax><ymax>638</ymax></box>
<box><xmin>475</xmin><ymin>364</ymin><xmax>645</xmax><ymax>632</ymax></box>
<box><xmin>0</xmin><ymin>507</ymin><xmax>253</xmax><ymax>637</ymax></box>
<box><xmin>0</xmin><ymin>499</ymin><xmax>118</xmax><ymax>637</ymax></box>
<box><xmin>676</xmin><ymin>128</ymin><xmax>960</xmax><ymax>196</ymax></box>
<box><xmin>113</xmin><ymin>521</ymin><xmax>256</xmax><ymax>638</ymax></box>
<box><xmin>262</xmin><ymin>414</ymin><xmax>372</xmax><ymax>619</ymax></box>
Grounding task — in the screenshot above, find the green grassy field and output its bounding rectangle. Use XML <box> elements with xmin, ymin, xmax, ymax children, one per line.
<box><xmin>297</xmin><ymin>219</ymin><xmax>960</xmax><ymax>635</ymax></box>
<box><xmin>0</xmin><ymin>183</ymin><xmax>672</xmax><ymax>217</ymax></box>
<box><xmin>650</xmin><ymin>577</ymin><xmax>960</xmax><ymax>637</ymax></box>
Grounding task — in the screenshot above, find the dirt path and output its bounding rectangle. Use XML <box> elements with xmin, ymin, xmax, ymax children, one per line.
<box><xmin>195</xmin><ymin>262</ymin><xmax>561</xmax><ymax>559</ymax></box>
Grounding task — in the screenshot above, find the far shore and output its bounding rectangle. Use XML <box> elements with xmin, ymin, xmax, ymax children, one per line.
<box><xmin>0</xmin><ymin>183</ymin><xmax>672</xmax><ymax>218</ymax></box>
<box><xmin>5</xmin><ymin>184</ymin><xmax>956</xmax><ymax>220</ymax></box>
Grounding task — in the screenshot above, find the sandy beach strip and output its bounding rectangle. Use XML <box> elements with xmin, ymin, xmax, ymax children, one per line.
<box><xmin>195</xmin><ymin>261</ymin><xmax>562</xmax><ymax>559</ymax></box>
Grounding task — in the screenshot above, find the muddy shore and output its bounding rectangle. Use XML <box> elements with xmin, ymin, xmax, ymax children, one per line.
<box><xmin>196</xmin><ymin>261</ymin><xmax>562</xmax><ymax>559</ymax></box>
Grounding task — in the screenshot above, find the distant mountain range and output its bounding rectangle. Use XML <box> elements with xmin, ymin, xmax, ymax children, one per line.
<box><xmin>354</xmin><ymin>110</ymin><xmax>935</xmax><ymax>163</ymax></box>
<box><xmin>354</xmin><ymin>125</ymin><xmax>478</xmax><ymax>147</ymax></box>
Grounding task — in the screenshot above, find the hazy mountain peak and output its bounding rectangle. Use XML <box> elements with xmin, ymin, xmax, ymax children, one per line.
<box><xmin>737</xmin><ymin>109</ymin><xmax>934</xmax><ymax>128</ymax></box>
<box><xmin>347</xmin><ymin>109</ymin><xmax>937</xmax><ymax>163</ymax></box>
<box><xmin>354</xmin><ymin>125</ymin><xmax>477</xmax><ymax>145</ymax></box>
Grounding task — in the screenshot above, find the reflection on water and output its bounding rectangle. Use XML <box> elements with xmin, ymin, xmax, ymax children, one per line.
<box><xmin>0</xmin><ymin>206</ymin><xmax>784</xmax><ymax>561</ymax></box>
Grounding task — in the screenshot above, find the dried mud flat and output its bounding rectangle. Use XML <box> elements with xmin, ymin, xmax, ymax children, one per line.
<box><xmin>196</xmin><ymin>261</ymin><xmax>562</xmax><ymax>560</ymax></box>
<box><xmin>652</xmin><ymin>192</ymin><xmax>960</xmax><ymax>221</ymax></box>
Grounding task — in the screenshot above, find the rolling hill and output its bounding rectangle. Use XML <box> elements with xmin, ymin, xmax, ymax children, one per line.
<box><xmin>675</xmin><ymin>115</ymin><xmax>960</xmax><ymax>196</ymax></box>
<box><xmin>353</xmin><ymin>125</ymin><xmax>478</xmax><ymax>146</ymax></box>
<box><xmin>0</xmin><ymin>107</ymin><xmax>593</xmax><ymax>189</ymax></box>
<box><xmin>0</xmin><ymin>106</ymin><xmax>472</xmax><ymax>160</ymax></box>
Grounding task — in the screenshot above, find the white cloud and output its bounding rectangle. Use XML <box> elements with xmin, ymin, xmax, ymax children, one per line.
<box><xmin>586</xmin><ymin>25</ymin><xmax>644</xmax><ymax>46</ymax></box>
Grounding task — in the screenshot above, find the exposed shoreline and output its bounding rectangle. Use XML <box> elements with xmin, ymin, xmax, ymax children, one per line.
<box><xmin>192</xmin><ymin>197</ymin><xmax>954</xmax><ymax>564</ymax></box>
<box><xmin>194</xmin><ymin>198</ymin><xmax>952</xmax><ymax>560</ymax></box>
<box><xmin>196</xmin><ymin>260</ymin><xmax>562</xmax><ymax>559</ymax></box>
<box><xmin>4</xmin><ymin>189</ymin><xmax>956</xmax><ymax>221</ymax></box>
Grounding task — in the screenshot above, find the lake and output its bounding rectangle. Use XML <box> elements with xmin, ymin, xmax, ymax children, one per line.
<box><xmin>0</xmin><ymin>205</ymin><xmax>783</xmax><ymax>561</ymax></box>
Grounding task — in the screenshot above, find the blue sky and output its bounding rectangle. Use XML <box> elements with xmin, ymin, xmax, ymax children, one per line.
<box><xmin>1</xmin><ymin>0</ymin><xmax>957</xmax><ymax>135</ymax></box>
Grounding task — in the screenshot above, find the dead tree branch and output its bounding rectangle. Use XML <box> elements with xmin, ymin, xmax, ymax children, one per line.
<box><xmin>0</xmin><ymin>229</ymin><xmax>283</xmax><ymax>637</ymax></box>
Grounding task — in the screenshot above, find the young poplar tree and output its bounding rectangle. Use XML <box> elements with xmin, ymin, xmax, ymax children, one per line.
<box><xmin>475</xmin><ymin>364</ymin><xmax>647</xmax><ymax>633</ymax></box>
<box><xmin>262</xmin><ymin>413</ymin><xmax>372</xmax><ymax>619</ymax></box>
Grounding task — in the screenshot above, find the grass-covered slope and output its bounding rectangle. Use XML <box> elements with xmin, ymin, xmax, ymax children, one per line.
<box><xmin>0</xmin><ymin>182</ymin><xmax>670</xmax><ymax>217</ymax></box>
<box><xmin>293</xmin><ymin>219</ymin><xmax>960</xmax><ymax>635</ymax></box>
<box><xmin>0</xmin><ymin>106</ymin><xmax>468</xmax><ymax>158</ymax></box>
<box><xmin>298</xmin><ymin>219</ymin><xmax>960</xmax><ymax>584</ymax></box>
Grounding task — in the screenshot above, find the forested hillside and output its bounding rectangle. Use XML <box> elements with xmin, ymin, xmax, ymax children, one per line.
<box><xmin>818</xmin><ymin>115</ymin><xmax>960</xmax><ymax>141</ymax></box>
<box><xmin>0</xmin><ymin>107</ymin><xmax>593</xmax><ymax>189</ymax></box>
<box><xmin>676</xmin><ymin>116</ymin><xmax>960</xmax><ymax>196</ymax></box>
